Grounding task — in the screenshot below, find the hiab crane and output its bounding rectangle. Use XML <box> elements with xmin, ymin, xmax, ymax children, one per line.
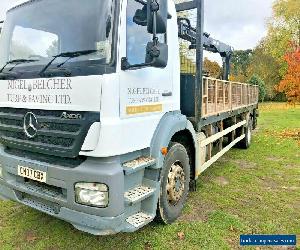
<box><xmin>177</xmin><ymin>18</ymin><xmax>233</xmax><ymax>80</ymax></box>
<box><xmin>0</xmin><ymin>0</ymin><xmax>258</xmax><ymax>235</ymax></box>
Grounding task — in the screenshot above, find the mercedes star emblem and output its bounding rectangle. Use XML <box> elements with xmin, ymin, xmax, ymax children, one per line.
<box><xmin>23</xmin><ymin>112</ymin><xmax>38</xmax><ymax>138</ymax></box>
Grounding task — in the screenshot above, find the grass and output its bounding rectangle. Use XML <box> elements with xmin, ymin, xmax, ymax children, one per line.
<box><xmin>0</xmin><ymin>102</ymin><xmax>299</xmax><ymax>250</ymax></box>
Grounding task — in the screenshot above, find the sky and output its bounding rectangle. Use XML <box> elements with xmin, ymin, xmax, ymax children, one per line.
<box><xmin>0</xmin><ymin>0</ymin><xmax>274</xmax><ymax>62</ymax></box>
<box><xmin>0</xmin><ymin>0</ymin><xmax>15</xmax><ymax>21</ymax></box>
<box><xmin>204</xmin><ymin>0</ymin><xmax>274</xmax><ymax>50</ymax></box>
<box><xmin>203</xmin><ymin>0</ymin><xmax>274</xmax><ymax>62</ymax></box>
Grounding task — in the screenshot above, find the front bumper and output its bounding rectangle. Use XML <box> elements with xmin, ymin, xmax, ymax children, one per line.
<box><xmin>0</xmin><ymin>146</ymin><xmax>126</xmax><ymax>235</ymax></box>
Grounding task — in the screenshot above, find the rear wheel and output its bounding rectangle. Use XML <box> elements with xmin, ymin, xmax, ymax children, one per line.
<box><xmin>157</xmin><ymin>142</ymin><xmax>190</xmax><ymax>224</ymax></box>
<box><xmin>237</xmin><ymin>118</ymin><xmax>252</xmax><ymax>149</ymax></box>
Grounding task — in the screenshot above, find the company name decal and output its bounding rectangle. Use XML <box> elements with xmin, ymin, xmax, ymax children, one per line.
<box><xmin>127</xmin><ymin>87</ymin><xmax>161</xmax><ymax>105</ymax></box>
<box><xmin>6</xmin><ymin>78</ymin><xmax>73</xmax><ymax>104</ymax></box>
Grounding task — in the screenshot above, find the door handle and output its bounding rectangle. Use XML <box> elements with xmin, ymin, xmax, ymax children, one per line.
<box><xmin>162</xmin><ymin>91</ymin><xmax>173</xmax><ymax>97</ymax></box>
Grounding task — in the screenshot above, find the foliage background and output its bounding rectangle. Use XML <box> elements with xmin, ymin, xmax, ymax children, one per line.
<box><xmin>228</xmin><ymin>0</ymin><xmax>300</xmax><ymax>103</ymax></box>
<box><xmin>198</xmin><ymin>0</ymin><xmax>299</xmax><ymax>103</ymax></box>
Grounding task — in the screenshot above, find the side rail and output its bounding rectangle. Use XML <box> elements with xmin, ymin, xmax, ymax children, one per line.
<box><xmin>196</xmin><ymin>116</ymin><xmax>248</xmax><ymax>175</ymax></box>
<box><xmin>202</xmin><ymin>77</ymin><xmax>259</xmax><ymax>117</ymax></box>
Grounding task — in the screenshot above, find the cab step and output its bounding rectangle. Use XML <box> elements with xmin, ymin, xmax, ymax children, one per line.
<box><xmin>123</xmin><ymin>156</ymin><xmax>156</xmax><ymax>175</ymax></box>
<box><xmin>124</xmin><ymin>185</ymin><xmax>155</xmax><ymax>205</ymax></box>
<box><xmin>126</xmin><ymin>212</ymin><xmax>154</xmax><ymax>228</ymax></box>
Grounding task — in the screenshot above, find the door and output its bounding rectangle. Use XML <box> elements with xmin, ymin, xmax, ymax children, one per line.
<box><xmin>119</xmin><ymin>0</ymin><xmax>174</xmax><ymax>119</ymax></box>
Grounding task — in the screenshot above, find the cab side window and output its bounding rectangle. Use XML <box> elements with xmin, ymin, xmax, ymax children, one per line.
<box><xmin>126</xmin><ymin>0</ymin><xmax>165</xmax><ymax>65</ymax></box>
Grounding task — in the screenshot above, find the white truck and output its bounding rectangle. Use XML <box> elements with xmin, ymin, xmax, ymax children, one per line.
<box><xmin>0</xmin><ymin>0</ymin><xmax>258</xmax><ymax>235</ymax></box>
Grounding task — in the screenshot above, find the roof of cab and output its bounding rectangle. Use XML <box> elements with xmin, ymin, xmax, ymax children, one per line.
<box><xmin>8</xmin><ymin>0</ymin><xmax>33</xmax><ymax>12</ymax></box>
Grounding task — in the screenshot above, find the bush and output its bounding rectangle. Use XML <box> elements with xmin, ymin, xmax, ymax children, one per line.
<box><xmin>248</xmin><ymin>74</ymin><xmax>266</xmax><ymax>102</ymax></box>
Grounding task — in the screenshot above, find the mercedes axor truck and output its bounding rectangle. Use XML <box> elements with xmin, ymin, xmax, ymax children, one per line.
<box><xmin>0</xmin><ymin>0</ymin><xmax>258</xmax><ymax>235</ymax></box>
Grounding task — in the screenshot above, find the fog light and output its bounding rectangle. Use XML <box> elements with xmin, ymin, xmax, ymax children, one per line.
<box><xmin>75</xmin><ymin>183</ymin><xmax>108</xmax><ymax>207</ymax></box>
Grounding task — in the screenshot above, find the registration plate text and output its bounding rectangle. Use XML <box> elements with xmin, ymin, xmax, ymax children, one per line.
<box><xmin>18</xmin><ymin>166</ymin><xmax>47</xmax><ymax>183</ymax></box>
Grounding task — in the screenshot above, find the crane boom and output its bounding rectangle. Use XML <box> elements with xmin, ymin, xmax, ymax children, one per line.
<box><xmin>176</xmin><ymin>1</ymin><xmax>233</xmax><ymax>80</ymax></box>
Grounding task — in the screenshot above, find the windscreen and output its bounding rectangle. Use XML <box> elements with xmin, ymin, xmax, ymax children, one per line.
<box><xmin>0</xmin><ymin>0</ymin><xmax>115</xmax><ymax>70</ymax></box>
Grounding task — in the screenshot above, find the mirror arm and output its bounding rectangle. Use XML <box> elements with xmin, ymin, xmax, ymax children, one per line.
<box><xmin>149</xmin><ymin>0</ymin><xmax>159</xmax><ymax>45</ymax></box>
<box><xmin>152</xmin><ymin>17</ymin><xmax>159</xmax><ymax>46</ymax></box>
<box><xmin>152</xmin><ymin>11</ymin><xmax>157</xmax><ymax>43</ymax></box>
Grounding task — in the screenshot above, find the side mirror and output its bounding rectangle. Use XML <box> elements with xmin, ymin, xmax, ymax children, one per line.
<box><xmin>147</xmin><ymin>0</ymin><xmax>167</xmax><ymax>34</ymax></box>
<box><xmin>145</xmin><ymin>41</ymin><xmax>168</xmax><ymax>68</ymax></box>
<box><xmin>133</xmin><ymin>6</ymin><xmax>147</xmax><ymax>26</ymax></box>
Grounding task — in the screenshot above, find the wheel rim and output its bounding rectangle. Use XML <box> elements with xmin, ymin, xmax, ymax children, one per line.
<box><xmin>166</xmin><ymin>161</ymin><xmax>185</xmax><ymax>206</ymax></box>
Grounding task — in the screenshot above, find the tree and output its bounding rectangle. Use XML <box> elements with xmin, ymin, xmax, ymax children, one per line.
<box><xmin>203</xmin><ymin>57</ymin><xmax>222</xmax><ymax>78</ymax></box>
<box><xmin>248</xmin><ymin>74</ymin><xmax>266</xmax><ymax>102</ymax></box>
<box><xmin>273</xmin><ymin>0</ymin><xmax>300</xmax><ymax>47</ymax></box>
<box><xmin>276</xmin><ymin>47</ymin><xmax>300</xmax><ymax>104</ymax></box>
<box><xmin>180</xmin><ymin>40</ymin><xmax>197</xmax><ymax>74</ymax></box>
<box><xmin>265</xmin><ymin>0</ymin><xmax>300</xmax><ymax>76</ymax></box>
<box><xmin>230</xmin><ymin>50</ymin><xmax>253</xmax><ymax>82</ymax></box>
<box><xmin>247</xmin><ymin>40</ymin><xmax>282</xmax><ymax>100</ymax></box>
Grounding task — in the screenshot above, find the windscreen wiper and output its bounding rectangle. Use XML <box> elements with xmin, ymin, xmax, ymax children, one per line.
<box><xmin>0</xmin><ymin>59</ymin><xmax>38</xmax><ymax>74</ymax></box>
<box><xmin>39</xmin><ymin>50</ymin><xmax>97</xmax><ymax>76</ymax></box>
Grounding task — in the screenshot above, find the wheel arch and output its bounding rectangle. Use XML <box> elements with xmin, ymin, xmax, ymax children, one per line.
<box><xmin>170</xmin><ymin>126</ymin><xmax>197</xmax><ymax>180</ymax></box>
<box><xmin>150</xmin><ymin>111</ymin><xmax>197</xmax><ymax>179</ymax></box>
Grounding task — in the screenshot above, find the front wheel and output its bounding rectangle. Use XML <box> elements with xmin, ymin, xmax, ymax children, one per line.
<box><xmin>157</xmin><ymin>142</ymin><xmax>190</xmax><ymax>224</ymax></box>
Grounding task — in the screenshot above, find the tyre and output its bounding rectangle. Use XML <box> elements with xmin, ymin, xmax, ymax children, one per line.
<box><xmin>253</xmin><ymin>109</ymin><xmax>258</xmax><ymax>130</ymax></box>
<box><xmin>157</xmin><ymin>142</ymin><xmax>190</xmax><ymax>224</ymax></box>
<box><xmin>237</xmin><ymin>118</ymin><xmax>252</xmax><ymax>149</ymax></box>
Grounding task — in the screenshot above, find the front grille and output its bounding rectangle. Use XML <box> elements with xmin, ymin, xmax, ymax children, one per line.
<box><xmin>0</xmin><ymin>108</ymin><xmax>100</xmax><ymax>158</ymax></box>
<box><xmin>3</xmin><ymin>131</ymin><xmax>74</xmax><ymax>147</ymax></box>
<box><xmin>5</xmin><ymin>148</ymin><xmax>86</xmax><ymax>168</ymax></box>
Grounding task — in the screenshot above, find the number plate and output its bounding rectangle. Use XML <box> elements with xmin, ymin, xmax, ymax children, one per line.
<box><xmin>18</xmin><ymin>166</ymin><xmax>47</xmax><ymax>183</ymax></box>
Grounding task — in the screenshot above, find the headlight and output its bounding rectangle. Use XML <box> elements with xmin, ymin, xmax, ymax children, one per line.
<box><xmin>0</xmin><ymin>165</ymin><xmax>3</xmax><ymax>179</ymax></box>
<box><xmin>75</xmin><ymin>183</ymin><xmax>109</xmax><ymax>207</ymax></box>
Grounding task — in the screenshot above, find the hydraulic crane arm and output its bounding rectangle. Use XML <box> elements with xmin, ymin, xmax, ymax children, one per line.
<box><xmin>176</xmin><ymin>3</ymin><xmax>233</xmax><ymax>80</ymax></box>
<box><xmin>177</xmin><ymin>18</ymin><xmax>233</xmax><ymax>56</ymax></box>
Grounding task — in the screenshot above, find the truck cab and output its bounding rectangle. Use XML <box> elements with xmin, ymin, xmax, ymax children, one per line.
<box><xmin>0</xmin><ymin>0</ymin><xmax>258</xmax><ymax>235</ymax></box>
